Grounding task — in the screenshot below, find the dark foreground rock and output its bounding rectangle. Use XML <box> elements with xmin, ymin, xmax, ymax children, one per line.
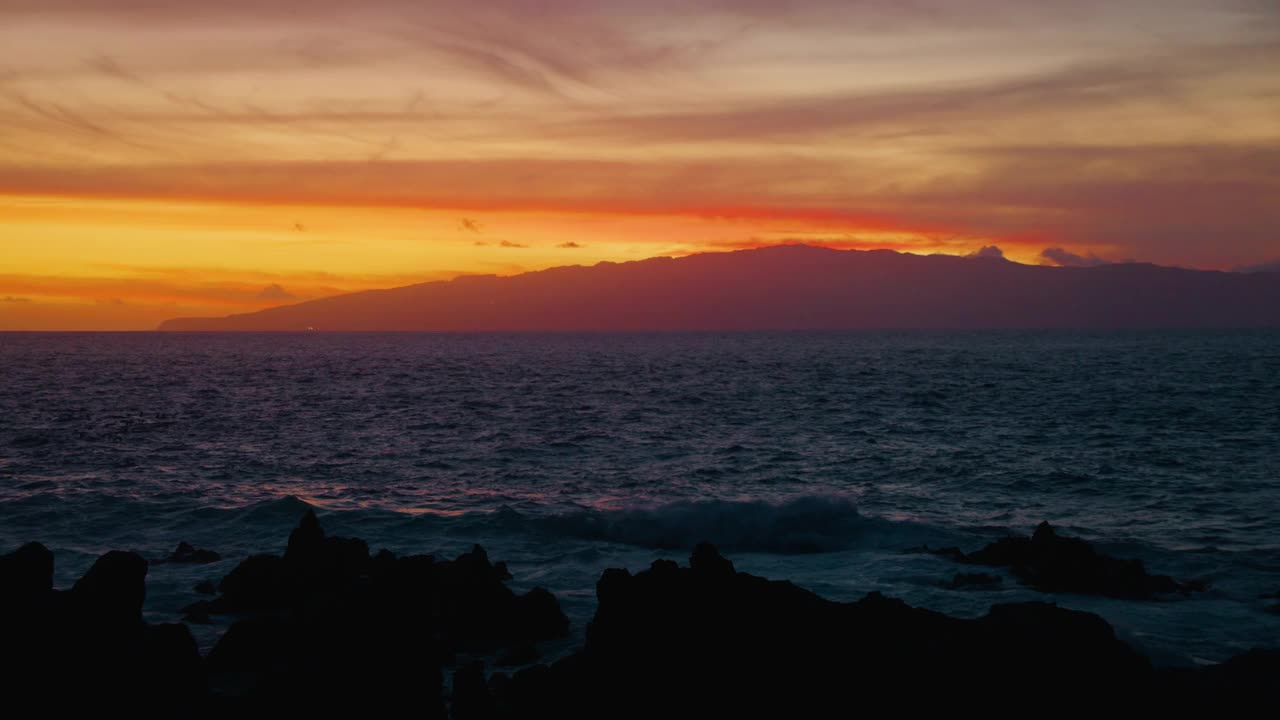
<box><xmin>927</xmin><ymin>521</ymin><xmax>1204</xmax><ymax>599</ymax></box>
<box><xmin>485</xmin><ymin>543</ymin><xmax>1150</xmax><ymax>716</ymax></box>
<box><xmin>200</xmin><ymin>510</ymin><xmax>569</xmax><ymax>715</ymax></box>
<box><xmin>0</xmin><ymin>542</ymin><xmax>203</xmax><ymax>715</ymax></box>
<box><xmin>155</xmin><ymin>541</ymin><xmax>222</xmax><ymax>565</ymax></box>
<box><xmin>4</xmin><ymin>524</ymin><xmax>1274</xmax><ymax>716</ymax></box>
<box><xmin>0</xmin><ymin>514</ymin><xmax>568</xmax><ymax>717</ymax></box>
<box><xmin>479</xmin><ymin>543</ymin><xmax>1276</xmax><ymax>717</ymax></box>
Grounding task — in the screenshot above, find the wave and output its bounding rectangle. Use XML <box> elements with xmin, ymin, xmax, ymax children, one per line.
<box><xmin>1</xmin><ymin>491</ymin><xmax>960</xmax><ymax>556</ymax></box>
<box><xmin>522</xmin><ymin>495</ymin><xmax>953</xmax><ymax>554</ymax></box>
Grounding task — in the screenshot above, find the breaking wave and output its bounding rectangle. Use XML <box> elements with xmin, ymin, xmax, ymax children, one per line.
<box><xmin>524</xmin><ymin>495</ymin><xmax>953</xmax><ymax>553</ymax></box>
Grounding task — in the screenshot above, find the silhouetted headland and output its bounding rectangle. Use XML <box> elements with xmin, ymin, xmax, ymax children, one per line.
<box><xmin>2</xmin><ymin>512</ymin><xmax>1276</xmax><ymax>715</ymax></box>
<box><xmin>158</xmin><ymin>245</ymin><xmax>1280</xmax><ymax>331</ymax></box>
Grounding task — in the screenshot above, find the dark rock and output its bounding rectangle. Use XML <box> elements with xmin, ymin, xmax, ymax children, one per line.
<box><xmin>207</xmin><ymin>612</ymin><xmax>447</xmax><ymax>717</ymax></box>
<box><xmin>142</xmin><ymin>623</ymin><xmax>205</xmax><ymax>702</ymax></box>
<box><xmin>1266</xmin><ymin>603</ymin><xmax>1280</xmax><ymax>616</ymax></box>
<box><xmin>453</xmin><ymin>544</ymin><xmax>512</xmax><ymax>585</ymax></box>
<box><xmin>156</xmin><ymin>541</ymin><xmax>221</xmax><ymax>565</ymax></box>
<box><xmin>71</xmin><ymin>550</ymin><xmax>148</xmax><ymax>622</ymax></box>
<box><xmin>485</xmin><ymin>544</ymin><xmax>1280</xmax><ymax>716</ymax></box>
<box><xmin>496</xmin><ymin>642</ymin><xmax>540</xmax><ymax>667</ymax></box>
<box><xmin>201</xmin><ymin>512</ymin><xmax>566</xmax><ymax>715</ymax></box>
<box><xmin>1157</xmin><ymin>649</ymin><xmax>1280</xmax><ymax>712</ymax></box>
<box><xmin>978</xmin><ymin>601</ymin><xmax>1152</xmax><ymax>682</ymax></box>
<box><xmin>209</xmin><ymin>553</ymin><xmax>289</xmax><ymax>612</ymax></box>
<box><xmin>943</xmin><ymin>572</ymin><xmax>1003</xmax><ymax>590</ymax></box>
<box><xmin>493</xmin><ymin>543</ymin><xmax>1157</xmax><ymax>716</ymax></box>
<box><xmin>8</xmin><ymin>524</ymin><xmax>1268</xmax><ymax>715</ymax></box>
<box><xmin>209</xmin><ymin>511</ymin><xmax>369</xmax><ymax>616</ymax></box>
<box><xmin>510</xmin><ymin>587</ymin><xmax>570</xmax><ymax>644</ymax></box>
<box><xmin>1260</xmin><ymin>590</ymin><xmax>1280</xmax><ymax>600</ymax></box>
<box><xmin>453</xmin><ymin>661</ymin><xmax>498</xmax><ymax>720</ymax></box>
<box><xmin>0</xmin><ymin>541</ymin><xmax>54</xmax><ymax>605</ymax></box>
<box><xmin>193</xmin><ymin>579</ymin><xmax>217</xmax><ymax>595</ymax></box>
<box><xmin>284</xmin><ymin>508</ymin><xmax>325</xmax><ymax>561</ymax></box>
<box><xmin>690</xmin><ymin>541</ymin><xmax>735</xmax><ymax>576</ymax></box>
<box><xmin>649</xmin><ymin>558</ymin><xmax>679</xmax><ymax>575</ymax></box>
<box><xmin>943</xmin><ymin>521</ymin><xmax>1199</xmax><ymax>599</ymax></box>
<box><xmin>1032</xmin><ymin>519</ymin><xmax>1056</xmax><ymax>543</ymax></box>
<box><xmin>0</xmin><ymin>547</ymin><xmax>205</xmax><ymax>712</ymax></box>
<box><xmin>206</xmin><ymin>616</ymin><xmax>304</xmax><ymax>674</ymax></box>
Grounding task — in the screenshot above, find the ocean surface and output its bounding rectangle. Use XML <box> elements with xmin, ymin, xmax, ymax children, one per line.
<box><xmin>1</xmin><ymin>331</ymin><xmax>1277</xmax><ymax>664</ymax></box>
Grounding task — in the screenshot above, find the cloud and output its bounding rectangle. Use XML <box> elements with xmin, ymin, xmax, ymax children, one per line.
<box><xmin>1</xmin><ymin>144</ymin><xmax>1275</xmax><ymax>269</ymax></box>
<box><xmin>1</xmin><ymin>0</ymin><xmax>1277</xmax><ymax>273</ymax></box>
<box><xmin>2</xmin><ymin>0</ymin><xmax>722</xmax><ymax>106</ymax></box>
<box><xmin>901</xmin><ymin>143</ymin><xmax>1280</xmax><ymax>268</ymax></box>
<box><xmin>967</xmin><ymin>245</ymin><xmax>1005</xmax><ymax>259</ymax></box>
<box><xmin>0</xmin><ymin>157</ymin><xmax>909</xmax><ymax>231</ymax></box>
<box><xmin>459</xmin><ymin>217</ymin><xmax>482</xmax><ymax>233</ymax></box>
<box><xmin>562</xmin><ymin>41</ymin><xmax>1280</xmax><ymax>145</ymax></box>
<box><xmin>1</xmin><ymin>296</ymin><xmax>32</xmax><ymax>303</ymax></box>
<box><xmin>499</xmin><ymin>240</ymin><xmax>528</xmax><ymax>248</ymax></box>
<box><xmin>557</xmin><ymin>241</ymin><xmax>584</xmax><ymax>248</ymax></box>
<box><xmin>1040</xmin><ymin>247</ymin><xmax>1109</xmax><ymax>267</ymax></box>
<box><xmin>257</xmin><ymin>283</ymin><xmax>296</xmax><ymax>301</ymax></box>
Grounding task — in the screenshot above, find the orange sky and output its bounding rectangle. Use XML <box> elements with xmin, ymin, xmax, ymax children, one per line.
<box><xmin>2</xmin><ymin>1</ymin><xmax>1278</xmax><ymax>329</ymax></box>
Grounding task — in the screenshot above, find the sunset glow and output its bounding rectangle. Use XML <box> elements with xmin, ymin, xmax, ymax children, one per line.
<box><xmin>2</xmin><ymin>1</ymin><xmax>1278</xmax><ymax>329</ymax></box>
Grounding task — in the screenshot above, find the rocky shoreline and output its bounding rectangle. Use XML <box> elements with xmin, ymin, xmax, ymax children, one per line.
<box><xmin>2</xmin><ymin>512</ymin><xmax>1275</xmax><ymax>716</ymax></box>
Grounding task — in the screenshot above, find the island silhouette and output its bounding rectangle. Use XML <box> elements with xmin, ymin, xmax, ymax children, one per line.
<box><xmin>159</xmin><ymin>245</ymin><xmax>1280</xmax><ymax>331</ymax></box>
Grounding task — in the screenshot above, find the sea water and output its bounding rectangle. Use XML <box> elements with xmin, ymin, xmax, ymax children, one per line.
<box><xmin>1</xmin><ymin>331</ymin><xmax>1277</xmax><ymax>664</ymax></box>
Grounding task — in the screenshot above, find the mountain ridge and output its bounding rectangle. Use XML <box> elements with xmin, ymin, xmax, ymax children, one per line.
<box><xmin>158</xmin><ymin>245</ymin><xmax>1280</xmax><ymax>331</ymax></box>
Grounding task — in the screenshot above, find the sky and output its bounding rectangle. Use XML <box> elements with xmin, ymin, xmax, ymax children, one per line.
<box><xmin>1</xmin><ymin>0</ymin><xmax>1277</xmax><ymax>329</ymax></box>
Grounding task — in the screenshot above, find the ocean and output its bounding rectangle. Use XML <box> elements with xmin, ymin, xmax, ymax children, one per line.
<box><xmin>1</xmin><ymin>331</ymin><xmax>1277</xmax><ymax>664</ymax></box>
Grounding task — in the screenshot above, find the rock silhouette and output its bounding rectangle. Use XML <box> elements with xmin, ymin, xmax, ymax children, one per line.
<box><xmin>2</xmin><ymin>524</ymin><xmax>1274</xmax><ymax>715</ymax></box>
<box><xmin>488</xmin><ymin>543</ymin><xmax>1276</xmax><ymax>716</ymax></box>
<box><xmin>155</xmin><ymin>541</ymin><xmax>221</xmax><ymax>565</ymax></box>
<box><xmin>490</xmin><ymin>543</ymin><xmax>1151</xmax><ymax>715</ymax></box>
<box><xmin>199</xmin><ymin>510</ymin><xmax>568</xmax><ymax>713</ymax></box>
<box><xmin>0</xmin><ymin>542</ymin><xmax>203</xmax><ymax>714</ymax></box>
<box><xmin>926</xmin><ymin>521</ymin><xmax>1204</xmax><ymax>599</ymax></box>
<box><xmin>0</xmin><ymin>541</ymin><xmax>52</xmax><ymax>600</ymax></box>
